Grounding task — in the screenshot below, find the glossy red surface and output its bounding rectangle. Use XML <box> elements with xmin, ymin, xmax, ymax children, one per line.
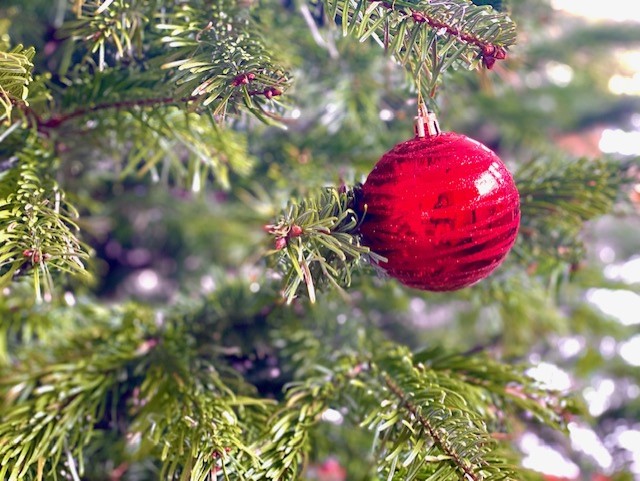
<box><xmin>359</xmin><ymin>132</ymin><xmax>520</xmax><ymax>291</ymax></box>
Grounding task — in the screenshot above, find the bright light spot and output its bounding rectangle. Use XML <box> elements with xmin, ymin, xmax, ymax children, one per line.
<box><xmin>410</xmin><ymin>297</ymin><xmax>426</xmax><ymax>314</ymax></box>
<box><xmin>379</xmin><ymin>109</ymin><xmax>394</xmax><ymax>121</ymax></box>
<box><xmin>526</xmin><ymin>362</ymin><xmax>572</xmax><ymax>391</ymax></box>
<box><xmin>587</xmin><ymin>288</ymin><xmax>640</xmax><ymax>325</ymax></box>
<box><xmin>609</xmin><ymin>73</ymin><xmax>640</xmax><ymax>95</ymax></box>
<box><xmin>619</xmin><ymin>335</ymin><xmax>640</xmax><ymax>366</ymax></box>
<box><xmin>617</xmin><ymin>428</ymin><xmax>640</xmax><ymax>451</ymax></box>
<box><xmin>546</xmin><ymin>62</ymin><xmax>574</xmax><ymax>86</ymax></box>
<box><xmin>249</xmin><ymin>282</ymin><xmax>260</xmax><ymax>293</ymax></box>
<box><xmin>200</xmin><ymin>275</ymin><xmax>216</xmax><ymax>293</ymax></box>
<box><xmin>64</xmin><ymin>291</ymin><xmax>76</xmax><ymax>306</ymax></box>
<box><xmin>137</xmin><ymin>269</ymin><xmax>159</xmax><ymax>292</ymax></box>
<box><xmin>558</xmin><ymin>337</ymin><xmax>583</xmax><ymax>358</ymax></box>
<box><xmin>616</xmin><ymin>428</ymin><xmax>640</xmax><ymax>473</ymax></box>
<box><xmin>569</xmin><ymin>423</ymin><xmax>613</xmax><ymax>469</ymax></box>
<box><xmin>552</xmin><ymin>0</ymin><xmax>640</xmax><ymax>22</ymax></box>
<box><xmin>599</xmin><ymin>246</ymin><xmax>616</xmax><ymax>264</ymax></box>
<box><xmin>619</xmin><ymin>50</ymin><xmax>640</xmax><ymax>71</ymax></box>
<box><xmin>604</xmin><ymin>256</ymin><xmax>640</xmax><ymax>284</ymax></box>
<box><xmin>322</xmin><ymin>408</ymin><xmax>344</xmax><ymax>424</ymax></box>
<box><xmin>336</xmin><ymin>314</ymin><xmax>347</xmax><ymax>325</ymax></box>
<box><xmin>583</xmin><ymin>378</ymin><xmax>616</xmax><ymax>416</ymax></box>
<box><xmin>520</xmin><ymin>432</ymin><xmax>580</xmax><ymax>478</ymax></box>
<box><xmin>475</xmin><ymin>172</ymin><xmax>498</xmax><ymax>196</ymax></box>
<box><xmin>599</xmin><ymin>129</ymin><xmax>640</xmax><ymax>156</ymax></box>
<box><xmin>290</xmin><ymin>108</ymin><xmax>301</xmax><ymax>119</ymax></box>
<box><xmin>191</xmin><ymin>169</ymin><xmax>201</xmax><ymax>193</ymax></box>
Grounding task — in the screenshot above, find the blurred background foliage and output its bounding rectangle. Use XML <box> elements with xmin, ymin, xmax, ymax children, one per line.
<box><xmin>1</xmin><ymin>0</ymin><xmax>640</xmax><ymax>479</ymax></box>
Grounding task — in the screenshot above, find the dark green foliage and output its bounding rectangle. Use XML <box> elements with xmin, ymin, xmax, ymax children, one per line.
<box><xmin>0</xmin><ymin>0</ymin><xmax>638</xmax><ymax>480</ymax></box>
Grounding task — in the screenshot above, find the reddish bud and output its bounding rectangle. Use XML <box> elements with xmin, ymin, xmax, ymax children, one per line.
<box><xmin>411</xmin><ymin>11</ymin><xmax>427</xmax><ymax>23</ymax></box>
<box><xmin>290</xmin><ymin>225</ymin><xmax>303</xmax><ymax>237</ymax></box>
<box><xmin>482</xmin><ymin>44</ymin><xmax>496</xmax><ymax>56</ymax></box>
<box><xmin>22</xmin><ymin>249</ymin><xmax>34</xmax><ymax>258</ymax></box>
<box><xmin>317</xmin><ymin>458</ymin><xmax>347</xmax><ymax>481</ymax></box>
<box><xmin>275</xmin><ymin>237</ymin><xmax>287</xmax><ymax>250</ymax></box>
<box><xmin>481</xmin><ymin>44</ymin><xmax>507</xmax><ymax>69</ymax></box>
<box><xmin>263</xmin><ymin>87</ymin><xmax>282</xmax><ymax>99</ymax></box>
<box><xmin>232</xmin><ymin>73</ymin><xmax>255</xmax><ymax>87</ymax></box>
<box><xmin>483</xmin><ymin>56</ymin><xmax>497</xmax><ymax>69</ymax></box>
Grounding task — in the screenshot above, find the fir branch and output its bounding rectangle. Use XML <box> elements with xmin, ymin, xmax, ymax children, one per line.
<box><xmin>0</xmin><ymin>143</ymin><xmax>90</xmax><ymax>300</ymax></box>
<box><xmin>130</xmin><ymin>355</ymin><xmax>262</xmax><ymax>480</ymax></box>
<box><xmin>415</xmin><ymin>346</ymin><xmax>580</xmax><ymax>430</ymax></box>
<box><xmin>247</xmin><ymin>356</ymin><xmax>362</xmax><ymax>480</ymax></box>
<box><xmin>157</xmin><ymin>1</ymin><xmax>291</xmax><ymax>121</ymax></box>
<box><xmin>0</xmin><ymin>306</ymin><xmax>158</xmax><ymax>480</ymax></box>
<box><xmin>0</xmin><ymin>45</ymin><xmax>35</xmax><ymax>124</ymax></box>
<box><xmin>38</xmin><ymin>94</ymin><xmax>197</xmax><ymax>131</ymax></box>
<box><xmin>514</xmin><ymin>155</ymin><xmax>620</xmax><ymax>274</ymax></box>
<box><xmin>323</xmin><ymin>0</ymin><xmax>516</xmax><ymax>95</ymax></box>
<box><xmin>265</xmin><ymin>186</ymin><xmax>381</xmax><ymax>304</ymax></box>
<box><xmin>0</xmin><ymin>299</ymin><xmax>270</xmax><ymax>481</ymax></box>
<box><xmin>57</xmin><ymin>0</ymin><xmax>291</xmax><ymax>124</ymax></box>
<box><xmin>366</xmin><ymin>346</ymin><xmax>520</xmax><ymax>481</ymax></box>
<box><xmin>60</xmin><ymin>0</ymin><xmax>153</xmax><ymax>66</ymax></box>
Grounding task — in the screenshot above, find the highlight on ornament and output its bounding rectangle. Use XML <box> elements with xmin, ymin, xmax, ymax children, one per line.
<box><xmin>356</xmin><ymin>105</ymin><xmax>521</xmax><ymax>292</ymax></box>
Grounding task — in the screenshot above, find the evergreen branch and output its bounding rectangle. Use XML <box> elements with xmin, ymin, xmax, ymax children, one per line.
<box><xmin>247</xmin><ymin>356</ymin><xmax>362</xmax><ymax>480</ymax></box>
<box><xmin>0</xmin><ymin>143</ymin><xmax>91</xmax><ymax>300</ymax></box>
<box><xmin>80</xmin><ymin>106</ymin><xmax>253</xmax><ymax>189</ymax></box>
<box><xmin>130</xmin><ymin>355</ymin><xmax>262</xmax><ymax>480</ymax></box>
<box><xmin>382</xmin><ymin>374</ymin><xmax>484</xmax><ymax>481</ymax></box>
<box><xmin>60</xmin><ymin>0</ymin><xmax>153</xmax><ymax>66</ymax></box>
<box><xmin>0</xmin><ymin>299</ymin><xmax>270</xmax><ymax>481</ymax></box>
<box><xmin>514</xmin><ymin>155</ymin><xmax>620</xmax><ymax>274</ymax></box>
<box><xmin>0</xmin><ymin>306</ymin><xmax>157</xmax><ymax>480</ymax></box>
<box><xmin>37</xmin><ymin>94</ymin><xmax>198</xmax><ymax>131</ymax></box>
<box><xmin>265</xmin><ymin>186</ymin><xmax>381</xmax><ymax>304</ymax></box>
<box><xmin>58</xmin><ymin>0</ymin><xmax>291</xmax><ymax>124</ymax></box>
<box><xmin>0</xmin><ymin>45</ymin><xmax>35</xmax><ymax>124</ymax></box>
<box><xmin>367</xmin><ymin>346</ymin><xmax>520</xmax><ymax>481</ymax></box>
<box><xmin>415</xmin><ymin>346</ymin><xmax>580</xmax><ymax>429</ymax></box>
<box><xmin>323</xmin><ymin>0</ymin><xmax>516</xmax><ymax>95</ymax></box>
<box><xmin>157</xmin><ymin>1</ymin><xmax>291</xmax><ymax>121</ymax></box>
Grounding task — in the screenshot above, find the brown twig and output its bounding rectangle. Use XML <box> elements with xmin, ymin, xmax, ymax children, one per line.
<box><xmin>37</xmin><ymin>96</ymin><xmax>199</xmax><ymax>131</ymax></box>
<box><xmin>12</xmin><ymin>84</ymin><xmax>283</xmax><ymax>133</ymax></box>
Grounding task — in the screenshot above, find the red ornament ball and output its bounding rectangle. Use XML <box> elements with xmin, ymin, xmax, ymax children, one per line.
<box><xmin>358</xmin><ymin>132</ymin><xmax>520</xmax><ymax>291</ymax></box>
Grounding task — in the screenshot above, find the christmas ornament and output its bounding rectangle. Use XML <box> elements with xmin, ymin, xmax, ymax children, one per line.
<box><xmin>358</xmin><ymin>107</ymin><xmax>520</xmax><ymax>291</ymax></box>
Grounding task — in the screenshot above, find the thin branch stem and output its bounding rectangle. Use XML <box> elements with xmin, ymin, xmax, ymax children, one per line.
<box><xmin>37</xmin><ymin>96</ymin><xmax>199</xmax><ymax>130</ymax></box>
<box><xmin>382</xmin><ymin>373</ymin><xmax>482</xmax><ymax>481</ymax></box>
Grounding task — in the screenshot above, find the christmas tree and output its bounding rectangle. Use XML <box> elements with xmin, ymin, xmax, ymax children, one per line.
<box><xmin>1</xmin><ymin>0</ymin><xmax>639</xmax><ymax>480</ymax></box>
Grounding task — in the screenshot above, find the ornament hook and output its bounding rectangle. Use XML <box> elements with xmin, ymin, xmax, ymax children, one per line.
<box><xmin>414</xmin><ymin>102</ymin><xmax>440</xmax><ymax>138</ymax></box>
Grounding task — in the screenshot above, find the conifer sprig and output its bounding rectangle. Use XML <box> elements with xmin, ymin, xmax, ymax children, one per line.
<box><xmin>323</xmin><ymin>0</ymin><xmax>517</xmax><ymax>96</ymax></box>
<box><xmin>0</xmin><ymin>145</ymin><xmax>90</xmax><ymax>300</ymax></box>
<box><xmin>265</xmin><ymin>186</ymin><xmax>380</xmax><ymax>304</ymax></box>
<box><xmin>365</xmin><ymin>347</ymin><xmax>520</xmax><ymax>481</ymax></box>
<box><xmin>515</xmin><ymin>155</ymin><xmax>620</xmax><ymax>274</ymax></box>
<box><xmin>0</xmin><ymin>45</ymin><xmax>35</xmax><ymax>124</ymax></box>
<box><xmin>157</xmin><ymin>1</ymin><xmax>291</xmax><ymax>120</ymax></box>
